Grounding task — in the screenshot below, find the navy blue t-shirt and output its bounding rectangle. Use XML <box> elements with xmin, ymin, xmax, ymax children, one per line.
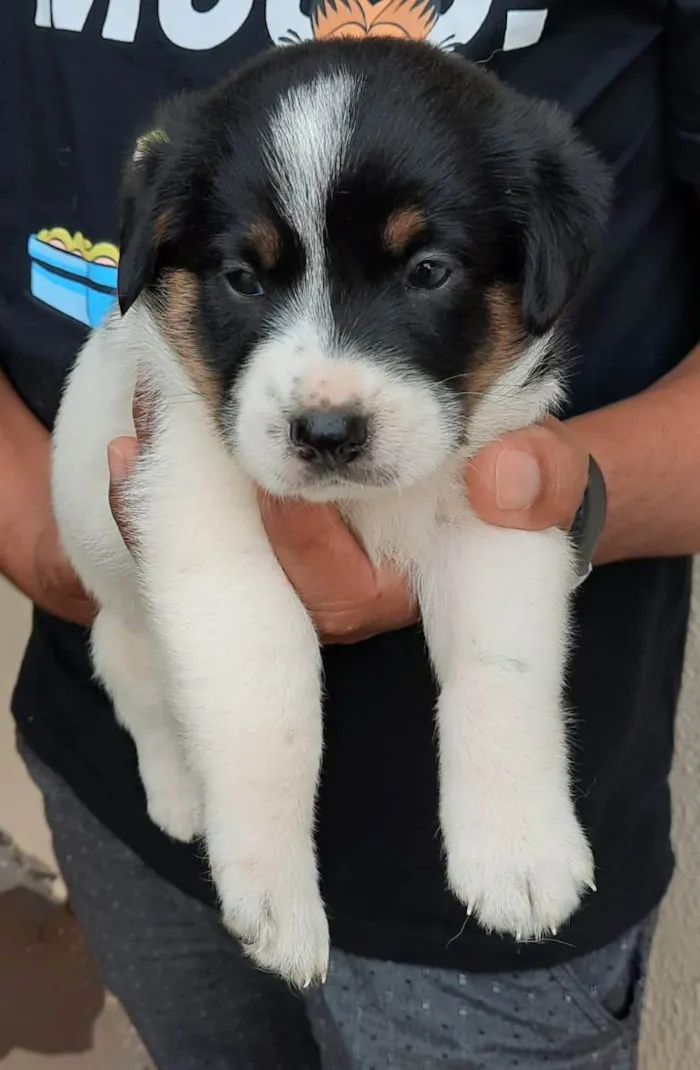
<box><xmin>2</xmin><ymin>0</ymin><xmax>700</xmax><ymax>972</ymax></box>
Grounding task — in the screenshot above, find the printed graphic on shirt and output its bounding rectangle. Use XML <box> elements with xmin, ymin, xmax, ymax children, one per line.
<box><xmin>34</xmin><ymin>0</ymin><xmax>257</xmax><ymax>49</ymax></box>
<box><xmin>267</xmin><ymin>0</ymin><xmax>492</xmax><ymax>49</ymax></box>
<box><xmin>28</xmin><ymin>228</ymin><xmax>119</xmax><ymax>328</ymax></box>
<box><xmin>34</xmin><ymin>1</ymin><xmax>549</xmax><ymax>54</ymax></box>
<box><xmin>265</xmin><ymin>1</ymin><xmax>547</xmax><ymax>52</ymax></box>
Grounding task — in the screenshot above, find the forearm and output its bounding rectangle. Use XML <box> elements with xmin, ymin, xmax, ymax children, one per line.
<box><xmin>569</xmin><ymin>342</ymin><xmax>700</xmax><ymax>565</ymax></box>
<box><xmin>0</xmin><ymin>368</ymin><xmax>52</xmax><ymax>588</ymax></box>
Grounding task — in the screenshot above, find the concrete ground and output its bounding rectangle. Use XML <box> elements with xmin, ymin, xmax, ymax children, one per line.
<box><xmin>2</xmin><ymin>572</ymin><xmax>700</xmax><ymax>1067</ymax></box>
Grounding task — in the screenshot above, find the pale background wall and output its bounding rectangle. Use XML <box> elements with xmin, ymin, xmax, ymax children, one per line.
<box><xmin>1</xmin><ymin>573</ymin><xmax>699</xmax><ymax>1066</ymax></box>
<box><xmin>639</xmin><ymin>582</ymin><xmax>700</xmax><ymax>1069</ymax></box>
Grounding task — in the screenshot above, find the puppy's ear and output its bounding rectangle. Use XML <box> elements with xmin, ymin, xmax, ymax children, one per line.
<box><xmin>117</xmin><ymin>127</ymin><xmax>178</xmax><ymax>315</ymax></box>
<box><xmin>513</xmin><ymin>100</ymin><xmax>613</xmax><ymax>336</ymax></box>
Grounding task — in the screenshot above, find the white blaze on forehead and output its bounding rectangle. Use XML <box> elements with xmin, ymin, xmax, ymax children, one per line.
<box><xmin>265</xmin><ymin>70</ymin><xmax>359</xmax><ymax>243</ymax></box>
<box><xmin>264</xmin><ymin>71</ymin><xmax>360</xmax><ymax>345</ymax></box>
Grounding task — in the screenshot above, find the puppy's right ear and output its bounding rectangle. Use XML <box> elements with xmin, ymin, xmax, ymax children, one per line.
<box><xmin>117</xmin><ymin>127</ymin><xmax>175</xmax><ymax>315</ymax></box>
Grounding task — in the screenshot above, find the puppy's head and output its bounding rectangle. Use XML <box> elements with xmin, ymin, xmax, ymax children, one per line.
<box><xmin>118</xmin><ymin>39</ymin><xmax>611</xmax><ymax>500</ymax></box>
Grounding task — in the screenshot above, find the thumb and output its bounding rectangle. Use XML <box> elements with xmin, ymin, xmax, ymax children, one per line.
<box><xmin>465</xmin><ymin>421</ymin><xmax>589</xmax><ymax>532</ymax></box>
<box><xmin>108</xmin><ymin>436</ymin><xmax>140</xmax><ymax>546</ymax></box>
<box><xmin>107</xmin><ymin>436</ymin><xmax>139</xmax><ymax>484</ymax></box>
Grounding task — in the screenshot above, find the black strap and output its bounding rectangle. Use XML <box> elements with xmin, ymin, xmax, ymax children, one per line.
<box><xmin>570</xmin><ymin>456</ymin><xmax>607</xmax><ymax>587</ymax></box>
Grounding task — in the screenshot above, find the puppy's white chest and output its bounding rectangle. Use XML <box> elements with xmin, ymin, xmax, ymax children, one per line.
<box><xmin>341</xmin><ymin>465</ymin><xmax>467</xmax><ymax>573</ymax></box>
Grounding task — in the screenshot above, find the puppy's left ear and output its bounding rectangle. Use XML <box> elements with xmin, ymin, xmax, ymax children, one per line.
<box><xmin>514</xmin><ymin>100</ymin><xmax>613</xmax><ymax>336</ymax></box>
<box><xmin>117</xmin><ymin>127</ymin><xmax>179</xmax><ymax>315</ymax></box>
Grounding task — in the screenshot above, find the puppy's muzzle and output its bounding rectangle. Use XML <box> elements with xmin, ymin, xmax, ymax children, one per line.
<box><xmin>289</xmin><ymin>409</ymin><xmax>368</xmax><ymax>469</ymax></box>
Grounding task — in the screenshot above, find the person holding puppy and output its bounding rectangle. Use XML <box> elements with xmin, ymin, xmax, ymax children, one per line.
<box><xmin>2</xmin><ymin>3</ymin><xmax>700</xmax><ymax>1068</ymax></box>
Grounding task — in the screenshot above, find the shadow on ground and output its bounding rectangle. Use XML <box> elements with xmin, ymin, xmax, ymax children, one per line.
<box><xmin>0</xmin><ymin>830</ymin><xmax>153</xmax><ymax>1069</ymax></box>
<box><xmin>0</xmin><ymin>887</ymin><xmax>104</xmax><ymax>1058</ymax></box>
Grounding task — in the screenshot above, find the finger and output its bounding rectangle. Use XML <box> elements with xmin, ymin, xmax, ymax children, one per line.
<box><xmin>259</xmin><ymin>494</ymin><xmax>377</xmax><ymax>592</ymax></box>
<box><xmin>70</xmin><ymin>599</ymin><xmax>98</xmax><ymax>628</ymax></box>
<box><xmin>465</xmin><ymin>421</ymin><xmax>589</xmax><ymax>532</ymax></box>
<box><xmin>258</xmin><ymin>492</ymin><xmax>383</xmax><ymax>625</ymax></box>
<box><xmin>370</xmin><ymin>563</ymin><xmax>419</xmax><ymax>629</ymax></box>
<box><xmin>108</xmin><ymin>437</ymin><xmax>139</xmax><ymax>483</ymax></box>
<box><xmin>108</xmin><ymin>437</ymin><xmax>140</xmax><ymax>548</ymax></box>
<box><xmin>258</xmin><ymin>494</ymin><xmax>373</xmax><ymax>576</ymax></box>
<box><xmin>49</xmin><ymin>540</ymin><xmax>98</xmax><ymax>626</ymax></box>
<box><xmin>62</xmin><ymin>586</ymin><xmax>98</xmax><ymax>627</ymax></box>
<box><xmin>321</xmin><ymin>559</ymin><xmax>418</xmax><ymax>643</ymax></box>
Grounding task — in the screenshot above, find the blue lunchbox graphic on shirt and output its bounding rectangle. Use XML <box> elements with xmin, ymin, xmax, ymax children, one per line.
<box><xmin>28</xmin><ymin>228</ymin><xmax>120</xmax><ymax>328</ymax></box>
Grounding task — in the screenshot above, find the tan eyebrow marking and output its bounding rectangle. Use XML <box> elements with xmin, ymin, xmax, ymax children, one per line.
<box><xmin>384</xmin><ymin>207</ymin><xmax>425</xmax><ymax>254</ymax></box>
<box><xmin>247</xmin><ymin>218</ymin><xmax>282</xmax><ymax>270</ymax></box>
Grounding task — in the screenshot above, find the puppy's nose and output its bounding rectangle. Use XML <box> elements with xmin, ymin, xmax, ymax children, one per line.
<box><xmin>289</xmin><ymin>411</ymin><xmax>368</xmax><ymax>465</ymax></box>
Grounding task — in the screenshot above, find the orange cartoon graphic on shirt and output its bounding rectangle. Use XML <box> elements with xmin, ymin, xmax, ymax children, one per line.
<box><xmin>266</xmin><ymin>0</ymin><xmax>495</xmax><ymax>51</ymax></box>
<box><xmin>308</xmin><ymin>0</ymin><xmax>438</xmax><ymax>40</ymax></box>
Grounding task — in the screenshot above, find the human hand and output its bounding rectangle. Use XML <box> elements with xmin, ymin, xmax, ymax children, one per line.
<box><xmin>107</xmin><ymin>413</ymin><xmax>591</xmax><ymax>645</ymax></box>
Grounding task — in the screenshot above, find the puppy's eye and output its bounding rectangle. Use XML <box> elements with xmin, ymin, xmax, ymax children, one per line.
<box><xmin>406</xmin><ymin>257</ymin><xmax>452</xmax><ymax>292</ymax></box>
<box><xmin>226</xmin><ymin>268</ymin><xmax>264</xmax><ymax>298</ymax></box>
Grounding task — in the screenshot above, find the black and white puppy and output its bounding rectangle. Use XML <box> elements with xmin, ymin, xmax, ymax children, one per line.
<box><xmin>52</xmin><ymin>38</ymin><xmax>612</xmax><ymax>987</ymax></box>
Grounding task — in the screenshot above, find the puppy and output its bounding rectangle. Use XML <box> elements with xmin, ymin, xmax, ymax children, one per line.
<box><xmin>52</xmin><ymin>37</ymin><xmax>612</xmax><ymax>987</ymax></box>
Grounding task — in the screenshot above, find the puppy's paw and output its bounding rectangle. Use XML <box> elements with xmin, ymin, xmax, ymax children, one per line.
<box><xmin>216</xmin><ymin>853</ymin><xmax>330</xmax><ymax>988</ymax></box>
<box><xmin>446</xmin><ymin>808</ymin><xmax>594</xmax><ymax>941</ymax></box>
<box><xmin>143</xmin><ymin>762</ymin><xmax>203</xmax><ymax>843</ymax></box>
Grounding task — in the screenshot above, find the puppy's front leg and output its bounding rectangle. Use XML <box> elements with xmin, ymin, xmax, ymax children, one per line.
<box><xmin>419</xmin><ymin>516</ymin><xmax>594</xmax><ymax>940</ymax></box>
<box><xmin>133</xmin><ymin>423</ymin><xmax>328</xmax><ymax>987</ymax></box>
